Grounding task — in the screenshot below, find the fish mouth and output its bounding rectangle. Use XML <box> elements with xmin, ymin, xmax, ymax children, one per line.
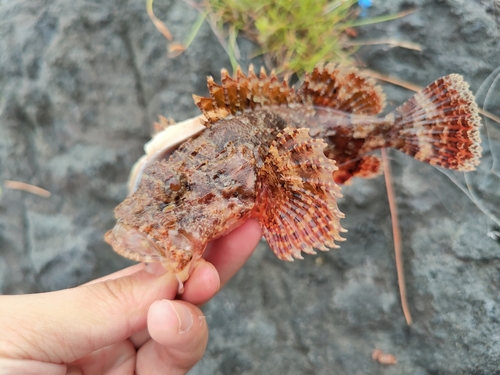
<box><xmin>105</xmin><ymin>224</ymin><xmax>203</xmax><ymax>280</ymax></box>
<box><xmin>105</xmin><ymin>223</ymin><xmax>165</xmax><ymax>263</ymax></box>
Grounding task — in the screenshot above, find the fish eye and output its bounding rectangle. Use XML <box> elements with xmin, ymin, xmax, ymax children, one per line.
<box><xmin>164</xmin><ymin>173</ymin><xmax>187</xmax><ymax>199</ymax></box>
<box><xmin>169</xmin><ymin>177</ymin><xmax>182</xmax><ymax>191</ymax></box>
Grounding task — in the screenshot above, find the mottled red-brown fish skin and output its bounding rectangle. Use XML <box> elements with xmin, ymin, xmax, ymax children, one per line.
<box><xmin>105</xmin><ymin>63</ymin><xmax>482</xmax><ymax>276</ymax></box>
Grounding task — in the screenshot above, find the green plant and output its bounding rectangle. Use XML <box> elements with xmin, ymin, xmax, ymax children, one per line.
<box><xmin>200</xmin><ymin>0</ymin><xmax>411</xmax><ymax>75</ymax></box>
<box><xmin>148</xmin><ymin>0</ymin><xmax>415</xmax><ymax>76</ymax></box>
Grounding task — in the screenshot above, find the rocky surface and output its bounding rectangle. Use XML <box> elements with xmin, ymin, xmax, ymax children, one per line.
<box><xmin>1</xmin><ymin>0</ymin><xmax>500</xmax><ymax>373</ymax></box>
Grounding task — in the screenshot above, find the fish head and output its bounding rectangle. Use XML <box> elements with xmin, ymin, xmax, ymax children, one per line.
<box><xmin>105</xmin><ymin>144</ymin><xmax>257</xmax><ymax>280</ymax></box>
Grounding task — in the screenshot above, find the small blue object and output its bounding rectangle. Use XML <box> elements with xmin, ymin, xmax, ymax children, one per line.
<box><xmin>358</xmin><ymin>0</ymin><xmax>372</xmax><ymax>17</ymax></box>
<box><xmin>358</xmin><ymin>0</ymin><xmax>372</xmax><ymax>8</ymax></box>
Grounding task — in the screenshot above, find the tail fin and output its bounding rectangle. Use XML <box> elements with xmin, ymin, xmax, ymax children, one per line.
<box><xmin>388</xmin><ymin>74</ymin><xmax>482</xmax><ymax>171</ymax></box>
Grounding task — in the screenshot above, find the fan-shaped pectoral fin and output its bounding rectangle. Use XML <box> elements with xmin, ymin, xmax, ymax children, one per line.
<box><xmin>252</xmin><ymin>127</ymin><xmax>346</xmax><ymax>261</ymax></box>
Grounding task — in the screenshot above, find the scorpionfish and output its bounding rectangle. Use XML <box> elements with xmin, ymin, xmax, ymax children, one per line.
<box><xmin>105</xmin><ymin>63</ymin><xmax>482</xmax><ymax>282</ymax></box>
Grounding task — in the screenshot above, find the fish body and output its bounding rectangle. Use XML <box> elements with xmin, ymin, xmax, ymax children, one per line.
<box><xmin>105</xmin><ymin>64</ymin><xmax>481</xmax><ymax>281</ymax></box>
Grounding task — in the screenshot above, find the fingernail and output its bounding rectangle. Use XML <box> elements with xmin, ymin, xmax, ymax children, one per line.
<box><xmin>167</xmin><ymin>301</ymin><xmax>194</xmax><ymax>334</ymax></box>
<box><xmin>144</xmin><ymin>262</ymin><xmax>166</xmax><ymax>276</ymax></box>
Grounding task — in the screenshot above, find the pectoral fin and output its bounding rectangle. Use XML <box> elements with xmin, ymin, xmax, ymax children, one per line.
<box><xmin>253</xmin><ymin>127</ymin><xmax>346</xmax><ymax>261</ymax></box>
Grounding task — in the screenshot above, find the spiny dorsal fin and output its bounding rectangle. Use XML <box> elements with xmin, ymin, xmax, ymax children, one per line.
<box><xmin>252</xmin><ymin>127</ymin><xmax>346</xmax><ymax>261</ymax></box>
<box><xmin>298</xmin><ymin>63</ymin><xmax>386</xmax><ymax>115</ymax></box>
<box><xmin>193</xmin><ymin>65</ymin><xmax>301</xmax><ymax>126</ymax></box>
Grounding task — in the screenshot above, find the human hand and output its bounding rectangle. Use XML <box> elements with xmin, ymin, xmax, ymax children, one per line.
<box><xmin>0</xmin><ymin>220</ymin><xmax>262</xmax><ymax>375</ymax></box>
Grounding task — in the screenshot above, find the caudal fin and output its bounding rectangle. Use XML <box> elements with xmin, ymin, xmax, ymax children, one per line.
<box><xmin>388</xmin><ymin>74</ymin><xmax>482</xmax><ymax>171</ymax></box>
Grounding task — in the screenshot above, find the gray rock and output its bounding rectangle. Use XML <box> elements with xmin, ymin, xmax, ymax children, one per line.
<box><xmin>0</xmin><ymin>0</ymin><xmax>499</xmax><ymax>373</ymax></box>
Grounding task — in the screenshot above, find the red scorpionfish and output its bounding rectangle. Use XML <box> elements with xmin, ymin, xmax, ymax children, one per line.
<box><xmin>105</xmin><ymin>63</ymin><xmax>482</xmax><ymax>285</ymax></box>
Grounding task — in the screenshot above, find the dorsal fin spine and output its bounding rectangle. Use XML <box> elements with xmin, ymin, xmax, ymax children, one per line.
<box><xmin>260</xmin><ymin>66</ymin><xmax>267</xmax><ymax>79</ymax></box>
<box><xmin>194</xmin><ymin>65</ymin><xmax>301</xmax><ymax>125</ymax></box>
<box><xmin>193</xmin><ymin>63</ymin><xmax>386</xmax><ymax>125</ymax></box>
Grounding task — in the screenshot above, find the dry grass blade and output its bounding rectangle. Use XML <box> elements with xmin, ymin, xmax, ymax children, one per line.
<box><xmin>343</xmin><ymin>38</ymin><xmax>421</xmax><ymax>51</ymax></box>
<box><xmin>147</xmin><ymin>0</ymin><xmax>172</xmax><ymax>41</ymax></box>
<box><xmin>364</xmin><ymin>69</ymin><xmax>423</xmax><ymax>91</ymax></box>
<box><xmin>381</xmin><ymin>149</ymin><xmax>412</xmax><ymax>325</ymax></box>
<box><xmin>4</xmin><ymin>180</ymin><xmax>51</xmax><ymax>198</ymax></box>
<box><xmin>479</xmin><ymin>108</ymin><xmax>500</xmax><ymax>126</ymax></box>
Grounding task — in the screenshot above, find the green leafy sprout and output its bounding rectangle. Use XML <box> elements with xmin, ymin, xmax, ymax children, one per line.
<box><xmin>150</xmin><ymin>0</ymin><xmax>416</xmax><ymax>76</ymax></box>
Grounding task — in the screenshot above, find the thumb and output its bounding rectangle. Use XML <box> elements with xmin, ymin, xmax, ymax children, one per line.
<box><xmin>0</xmin><ymin>263</ymin><xmax>178</xmax><ymax>364</ymax></box>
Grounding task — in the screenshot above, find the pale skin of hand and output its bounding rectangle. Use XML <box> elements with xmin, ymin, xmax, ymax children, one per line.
<box><xmin>0</xmin><ymin>220</ymin><xmax>262</xmax><ymax>375</ymax></box>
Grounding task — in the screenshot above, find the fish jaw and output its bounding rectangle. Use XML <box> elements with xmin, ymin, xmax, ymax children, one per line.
<box><xmin>106</xmin><ymin>134</ymin><xmax>259</xmax><ymax>281</ymax></box>
<box><xmin>104</xmin><ymin>222</ymin><xmax>205</xmax><ymax>282</ymax></box>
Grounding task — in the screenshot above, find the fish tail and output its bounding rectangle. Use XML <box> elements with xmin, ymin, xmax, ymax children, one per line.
<box><xmin>387</xmin><ymin>74</ymin><xmax>482</xmax><ymax>171</ymax></box>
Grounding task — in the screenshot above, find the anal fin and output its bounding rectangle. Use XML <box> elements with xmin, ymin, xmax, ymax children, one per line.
<box><xmin>333</xmin><ymin>155</ymin><xmax>382</xmax><ymax>184</ymax></box>
<box><xmin>252</xmin><ymin>127</ymin><xmax>346</xmax><ymax>261</ymax></box>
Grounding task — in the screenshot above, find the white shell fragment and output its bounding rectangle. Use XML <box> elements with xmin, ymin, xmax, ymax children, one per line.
<box><xmin>128</xmin><ymin>115</ymin><xmax>206</xmax><ymax>194</ymax></box>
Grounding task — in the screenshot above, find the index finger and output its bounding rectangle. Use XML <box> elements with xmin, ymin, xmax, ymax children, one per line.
<box><xmin>202</xmin><ymin>219</ymin><xmax>262</xmax><ymax>288</ymax></box>
<box><xmin>84</xmin><ymin>263</ymin><xmax>147</xmax><ymax>285</ymax></box>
